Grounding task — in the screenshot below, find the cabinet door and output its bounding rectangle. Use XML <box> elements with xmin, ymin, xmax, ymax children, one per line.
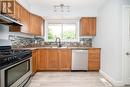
<box><xmin>39</xmin><ymin>17</ymin><xmax>44</xmax><ymax>36</ymax></box>
<box><xmin>47</xmin><ymin>49</ymin><xmax>59</xmax><ymax>70</ymax></box>
<box><xmin>9</xmin><ymin>2</ymin><xmax>21</xmax><ymax>32</ymax></box>
<box><xmin>29</xmin><ymin>14</ymin><xmax>35</xmax><ymax>35</ymax></box>
<box><xmin>15</xmin><ymin>2</ymin><xmax>21</xmax><ymax>21</ymax></box>
<box><xmin>59</xmin><ymin>49</ymin><xmax>71</xmax><ymax>70</ymax></box>
<box><xmin>36</xmin><ymin>16</ymin><xmax>42</xmax><ymax>35</ymax></box>
<box><xmin>80</xmin><ymin>17</ymin><xmax>96</xmax><ymax>36</ymax></box>
<box><xmin>30</xmin><ymin>14</ymin><xmax>37</xmax><ymax>35</ymax></box>
<box><xmin>37</xmin><ymin>49</ymin><xmax>47</xmax><ymax>70</ymax></box>
<box><xmin>8</xmin><ymin>1</ymin><xmax>21</xmax><ymax>21</ymax></box>
<box><xmin>90</xmin><ymin>18</ymin><xmax>96</xmax><ymax>36</ymax></box>
<box><xmin>88</xmin><ymin>48</ymin><xmax>100</xmax><ymax>70</ymax></box>
<box><xmin>20</xmin><ymin>7</ymin><xmax>30</xmax><ymax>33</ymax></box>
<box><xmin>42</xmin><ymin>19</ymin><xmax>45</xmax><ymax>36</ymax></box>
<box><xmin>30</xmin><ymin>14</ymin><xmax>43</xmax><ymax>35</ymax></box>
<box><xmin>80</xmin><ymin>18</ymin><xmax>90</xmax><ymax>36</ymax></box>
<box><xmin>8</xmin><ymin>1</ymin><xmax>16</xmax><ymax>19</ymax></box>
<box><xmin>32</xmin><ymin>50</ymin><xmax>37</xmax><ymax>74</ymax></box>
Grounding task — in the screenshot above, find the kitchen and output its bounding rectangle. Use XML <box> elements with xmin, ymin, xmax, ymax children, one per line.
<box><xmin>0</xmin><ymin>0</ymin><xmax>130</xmax><ymax>87</ymax></box>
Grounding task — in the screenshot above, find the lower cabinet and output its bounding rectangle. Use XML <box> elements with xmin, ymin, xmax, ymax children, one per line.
<box><xmin>32</xmin><ymin>48</ymin><xmax>100</xmax><ymax>72</ymax></box>
<box><xmin>36</xmin><ymin>49</ymin><xmax>72</xmax><ymax>71</ymax></box>
<box><xmin>47</xmin><ymin>49</ymin><xmax>59</xmax><ymax>70</ymax></box>
<box><xmin>59</xmin><ymin>49</ymin><xmax>72</xmax><ymax>70</ymax></box>
<box><xmin>88</xmin><ymin>48</ymin><xmax>101</xmax><ymax>70</ymax></box>
<box><xmin>37</xmin><ymin>49</ymin><xmax>48</xmax><ymax>70</ymax></box>
<box><xmin>32</xmin><ymin>50</ymin><xmax>38</xmax><ymax>74</ymax></box>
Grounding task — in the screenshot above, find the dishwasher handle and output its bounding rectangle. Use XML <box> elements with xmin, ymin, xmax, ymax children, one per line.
<box><xmin>72</xmin><ymin>50</ymin><xmax>88</xmax><ymax>53</ymax></box>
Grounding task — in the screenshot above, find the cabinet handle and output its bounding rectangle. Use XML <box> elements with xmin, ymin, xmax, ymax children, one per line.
<box><xmin>126</xmin><ymin>52</ymin><xmax>130</xmax><ymax>55</ymax></box>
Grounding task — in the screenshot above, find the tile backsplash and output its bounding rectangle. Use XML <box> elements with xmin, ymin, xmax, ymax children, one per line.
<box><xmin>9</xmin><ymin>35</ymin><xmax>92</xmax><ymax>48</ymax></box>
<box><xmin>9</xmin><ymin>35</ymin><xmax>44</xmax><ymax>48</ymax></box>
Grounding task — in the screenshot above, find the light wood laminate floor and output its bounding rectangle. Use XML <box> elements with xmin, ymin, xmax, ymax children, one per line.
<box><xmin>28</xmin><ymin>72</ymin><xmax>129</xmax><ymax>87</ymax></box>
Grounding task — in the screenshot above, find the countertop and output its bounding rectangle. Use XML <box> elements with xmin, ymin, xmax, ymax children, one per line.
<box><xmin>13</xmin><ymin>47</ymin><xmax>101</xmax><ymax>51</ymax></box>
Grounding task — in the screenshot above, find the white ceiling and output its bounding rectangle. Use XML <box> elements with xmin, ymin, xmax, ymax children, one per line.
<box><xmin>20</xmin><ymin>0</ymin><xmax>107</xmax><ymax>19</ymax></box>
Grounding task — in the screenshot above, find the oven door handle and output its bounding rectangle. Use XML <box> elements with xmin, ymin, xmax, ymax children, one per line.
<box><xmin>22</xmin><ymin>75</ymin><xmax>32</xmax><ymax>87</ymax></box>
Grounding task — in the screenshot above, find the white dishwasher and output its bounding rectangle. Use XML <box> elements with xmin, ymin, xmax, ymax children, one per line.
<box><xmin>72</xmin><ymin>50</ymin><xmax>88</xmax><ymax>70</ymax></box>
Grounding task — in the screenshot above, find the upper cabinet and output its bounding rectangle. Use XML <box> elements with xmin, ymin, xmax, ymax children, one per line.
<box><xmin>8</xmin><ymin>1</ymin><xmax>44</xmax><ymax>36</ymax></box>
<box><xmin>30</xmin><ymin>14</ymin><xmax>44</xmax><ymax>36</ymax></box>
<box><xmin>8</xmin><ymin>2</ymin><xmax>21</xmax><ymax>32</ymax></box>
<box><xmin>20</xmin><ymin>6</ymin><xmax>30</xmax><ymax>33</ymax></box>
<box><xmin>15</xmin><ymin>2</ymin><xmax>21</xmax><ymax>21</ymax></box>
<box><xmin>80</xmin><ymin>17</ymin><xmax>96</xmax><ymax>36</ymax></box>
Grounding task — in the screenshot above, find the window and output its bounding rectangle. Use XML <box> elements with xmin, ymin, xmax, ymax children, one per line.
<box><xmin>47</xmin><ymin>23</ymin><xmax>78</xmax><ymax>41</ymax></box>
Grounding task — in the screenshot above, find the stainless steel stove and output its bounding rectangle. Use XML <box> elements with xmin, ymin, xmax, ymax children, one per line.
<box><xmin>0</xmin><ymin>46</ymin><xmax>32</xmax><ymax>87</ymax></box>
<box><xmin>0</xmin><ymin>46</ymin><xmax>32</xmax><ymax>69</ymax></box>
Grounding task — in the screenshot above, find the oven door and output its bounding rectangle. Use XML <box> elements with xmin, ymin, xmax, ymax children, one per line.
<box><xmin>0</xmin><ymin>57</ymin><xmax>32</xmax><ymax>87</ymax></box>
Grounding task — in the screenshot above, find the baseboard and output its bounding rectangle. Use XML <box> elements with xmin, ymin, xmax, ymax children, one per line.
<box><xmin>99</xmin><ymin>70</ymin><xmax>125</xmax><ymax>86</ymax></box>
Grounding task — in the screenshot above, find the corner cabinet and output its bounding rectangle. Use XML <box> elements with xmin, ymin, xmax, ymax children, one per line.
<box><xmin>80</xmin><ymin>17</ymin><xmax>96</xmax><ymax>36</ymax></box>
<box><xmin>88</xmin><ymin>48</ymin><xmax>100</xmax><ymax>71</ymax></box>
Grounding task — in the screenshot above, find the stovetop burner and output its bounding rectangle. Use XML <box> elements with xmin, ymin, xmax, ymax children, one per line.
<box><xmin>0</xmin><ymin>46</ymin><xmax>32</xmax><ymax>69</ymax></box>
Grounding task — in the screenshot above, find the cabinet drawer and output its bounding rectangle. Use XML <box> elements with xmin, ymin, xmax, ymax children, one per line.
<box><xmin>88</xmin><ymin>48</ymin><xmax>100</xmax><ymax>70</ymax></box>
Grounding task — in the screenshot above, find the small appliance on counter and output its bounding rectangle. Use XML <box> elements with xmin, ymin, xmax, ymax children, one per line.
<box><xmin>0</xmin><ymin>39</ymin><xmax>32</xmax><ymax>87</ymax></box>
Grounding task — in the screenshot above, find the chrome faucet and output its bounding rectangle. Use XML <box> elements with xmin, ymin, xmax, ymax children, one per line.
<box><xmin>55</xmin><ymin>37</ymin><xmax>62</xmax><ymax>47</ymax></box>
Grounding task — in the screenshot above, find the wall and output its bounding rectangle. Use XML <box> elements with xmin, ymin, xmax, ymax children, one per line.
<box><xmin>9</xmin><ymin>32</ymin><xmax>34</xmax><ymax>38</ymax></box>
<box><xmin>21</xmin><ymin>0</ymin><xmax>109</xmax><ymax>18</ymax></box>
<box><xmin>0</xmin><ymin>24</ymin><xmax>11</xmax><ymax>46</ymax></box>
<box><xmin>93</xmin><ymin>0</ymin><xmax>130</xmax><ymax>86</ymax></box>
<box><xmin>16</xmin><ymin>0</ymin><xmax>30</xmax><ymax>12</ymax></box>
<box><xmin>0</xmin><ymin>24</ymin><xmax>9</xmax><ymax>40</ymax></box>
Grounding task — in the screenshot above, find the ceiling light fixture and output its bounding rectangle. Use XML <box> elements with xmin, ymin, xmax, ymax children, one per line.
<box><xmin>54</xmin><ymin>4</ymin><xmax>70</xmax><ymax>12</ymax></box>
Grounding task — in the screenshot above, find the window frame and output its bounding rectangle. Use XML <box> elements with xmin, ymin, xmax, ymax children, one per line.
<box><xmin>45</xmin><ymin>19</ymin><xmax>80</xmax><ymax>42</ymax></box>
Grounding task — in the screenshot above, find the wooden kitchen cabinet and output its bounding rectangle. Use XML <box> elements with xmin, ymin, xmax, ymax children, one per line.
<box><xmin>9</xmin><ymin>1</ymin><xmax>21</xmax><ymax>32</ymax></box>
<box><xmin>20</xmin><ymin>6</ymin><xmax>30</xmax><ymax>33</ymax></box>
<box><xmin>7</xmin><ymin>1</ymin><xmax>44</xmax><ymax>35</ymax></box>
<box><xmin>30</xmin><ymin>14</ymin><xmax>44</xmax><ymax>36</ymax></box>
<box><xmin>37</xmin><ymin>49</ymin><xmax>48</xmax><ymax>70</ymax></box>
<box><xmin>29</xmin><ymin>14</ymin><xmax>36</xmax><ymax>35</ymax></box>
<box><xmin>47</xmin><ymin>49</ymin><xmax>59</xmax><ymax>70</ymax></box>
<box><xmin>59</xmin><ymin>49</ymin><xmax>72</xmax><ymax>70</ymax></box>
<box><xmin>42</xmin><ymin>19</ymin><xmax>45</xmax><ymax>36</ymax></box>
<box><xmin>15</xmin><ymin>2</ymin><xmax>21</xmax><ymax>21</ymax></box>
<box><xmin>34</xmin><ymin>48</ymin><xmax>100</xmax><ymax>71</ymax></box>
<box><xmin>88</xmin><ymin>48</ymin><xmax>100</xmax><ymax>70</ymax></box>
<box><xmin>80</xmin><ymin>17</ymin><xmax>96</xmax><ymax>36</ymax></box>
<box><xmin>39</xmin><ymin>17</ymin><xmax>45</xmax><ymax>36</ymax></box>
<box><xmin>8</xmin><ymin>1</ymin><xmax>19</xmax><ymax>19</ymax></box>
<box><xmin>36</xmin><ymin>49</ymin><xmax>72</xmax><ymax>71</ymax></box>
<box><xmin>32</xmin><ymin>50</ymin><xmax>38</xmax><ymax>74</ymax></box>
<box><xmin>9</xmin><ymin>1</ymin><xmax>30</xmax><ymax>33</ymax></box>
